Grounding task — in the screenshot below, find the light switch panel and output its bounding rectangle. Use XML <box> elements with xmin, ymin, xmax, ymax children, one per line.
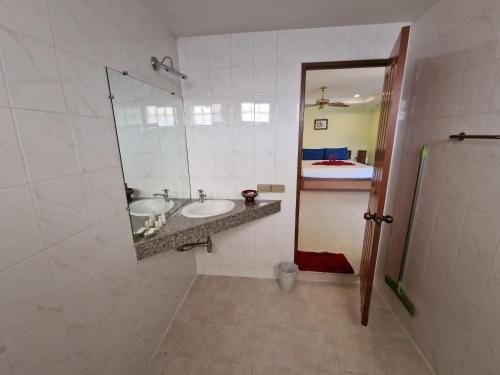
<box><xmin>257</xmin><ymin>184</ymin><xmax>285</xmax><ymax>193</ymax></box>
<box><xmin>257</xmin><ymin>184</ymin><xmax>272</xmax><ymax>192</ymax></box>
<box><xmin>270</xmin><ymin>184</ymin><xmax>285</xmax><ymax>193</ymax></box>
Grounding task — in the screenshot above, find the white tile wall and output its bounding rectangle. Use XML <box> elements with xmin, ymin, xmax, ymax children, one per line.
<box><xmin>178</xmin><ymin>22</ymin><xmax>407</xmax><ymax>278</ymax></box>
<box><xmin>0</xmin><ymin>1</ymin><xmax>196</xmax><ymax>375</ymax></box>
<box><xmin>378</xmin><ymin>1</ymin><xmax>500</xmax><ymax>374</ymax></box>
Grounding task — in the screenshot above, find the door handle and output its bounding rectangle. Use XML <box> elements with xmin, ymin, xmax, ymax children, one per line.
<box><xmin>364</xmin><ymin>212</ymin><xmax>393</xmax><ymax>224</ymax></box>
<box><xmin>375</xmin><ymin>215</ymin><xmax>394</xmax><ymax>224</ymax></box>
<box><xmin>364</xmin><ymin>212</ymin><xmax>376</xmax><ymax>221</ymax></box>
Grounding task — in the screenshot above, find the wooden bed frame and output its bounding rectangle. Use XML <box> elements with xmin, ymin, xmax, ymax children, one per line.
<box><xmin>300</xmin><ymin>177</ymin><xmax>372</xmax><ymax>191</ymax></box>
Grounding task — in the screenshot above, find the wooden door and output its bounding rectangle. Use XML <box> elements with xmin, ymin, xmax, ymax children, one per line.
<box><xmin>360</xmin><ymin>26</ymin><xmax>410</xmax><ymax>326</ymax></box>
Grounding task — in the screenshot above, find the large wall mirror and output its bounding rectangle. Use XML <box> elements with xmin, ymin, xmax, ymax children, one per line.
<box><xmin>107</xmin><ymin>68</ymin><xmax>191</xmax><ymax>236</ymax></box>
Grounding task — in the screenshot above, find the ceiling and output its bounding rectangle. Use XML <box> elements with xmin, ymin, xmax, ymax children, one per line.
<box><xmin>305</xmin><ymin>67</ymin><xmax>386</xmax><ymax>106</ymax></box>
<box><xmin>146</xmin><ymin>0</ymin><xmax>436</xmax><ymax>37</ymax></box>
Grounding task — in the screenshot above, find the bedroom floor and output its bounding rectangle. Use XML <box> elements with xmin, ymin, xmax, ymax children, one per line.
<box><xmin>148</xmin><ymin>275</ymin><xmax>432</xmax><ymax>375</ymax></box>
<box><xmin>298</xmin><ymin>190</ymin><xmax>370</xmax><ymax>274</ymax></box>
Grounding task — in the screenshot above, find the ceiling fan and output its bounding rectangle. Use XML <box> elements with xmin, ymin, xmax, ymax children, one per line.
<box><xmin>305</xmin><ymin>86</ymin><xmax>349</xmax><ymax>109</ymax></box>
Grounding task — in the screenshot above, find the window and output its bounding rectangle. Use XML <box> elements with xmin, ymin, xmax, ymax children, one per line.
<box><xmin>241</xmin><ymin>102</ymin><xmax>254</xmax><ymax>123</ymax></box>
<box><xmin>145</xmin><ymin>106</ymin><xmax>176</xmax><ymax>127</ymax></box>
<box><xmin>116</xmin><ymin>106</ymin><xmax>141</xmax><ymax>127</ymax></box>
<box><xmin>212</xmin><ymin>103</ymin><xmax>222</xmax><ymax>124</ymax></box>
<box><xmin>255</xmin><ymin>102</ymin><xmax>270</xmax><ymax>124</ymax></box>
<box><xmin>193</xmin><ymin>105</ymin><xmax>213</xmax><ymax>125</ymax></box>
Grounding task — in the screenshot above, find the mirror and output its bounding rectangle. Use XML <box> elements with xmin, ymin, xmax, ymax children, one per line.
<box><xmin>106</xmin><ymin>68</ymin><xmax>191</xmax><ymax>237</ymax></box>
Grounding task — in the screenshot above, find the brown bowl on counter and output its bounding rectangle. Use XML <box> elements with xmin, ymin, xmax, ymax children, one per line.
<box><xmin>241</xmin><ymin>189</ymin><xmax>258</xmax><ymax>205</ymax></box>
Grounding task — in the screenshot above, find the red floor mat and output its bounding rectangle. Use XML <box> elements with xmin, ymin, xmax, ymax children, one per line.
<box><xmin>297</xmin><ymin>251</ymin><xmax>355</xmax><ymax>274</ymax></box>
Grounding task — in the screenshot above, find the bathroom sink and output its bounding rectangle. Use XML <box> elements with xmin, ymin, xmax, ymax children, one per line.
<box><xmin>181</xmin><ymin>200</ymin><xmax>235</xmax><ymax>218</ymax></box>
<box><xmin>129</xmin><ymin>198</ymin><xmax>174</xmax><ymax>217</ymax></box>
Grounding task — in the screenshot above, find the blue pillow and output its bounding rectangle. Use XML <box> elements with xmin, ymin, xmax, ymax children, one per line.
<box><xmin>302</xmin><ymin>148</ymin><xmax>325</xmax><ymax>160</ymax></box>
<box><xmin>324</xmin><ymin>147</ymin><xmax>349</xmax><ymax>160</ymax></box>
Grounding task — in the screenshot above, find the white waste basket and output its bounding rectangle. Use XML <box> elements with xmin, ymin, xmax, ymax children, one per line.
<box><xmin>278</xmin><ymin>262</ymin><xmax>298</xmax><ymax>292</ymax></box>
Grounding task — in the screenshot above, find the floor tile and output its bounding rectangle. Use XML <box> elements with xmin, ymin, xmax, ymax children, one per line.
<box><xmin>152</xmin><ymin>276</ymin><xmax>431</xmax><ymax>375</ymax></box>
<box><xmin>160</xmin><ymin>355</ymin><xmax>203</xmax><ymax>375</ymax></box>
<box><xmin>211</xmin><ymin>323</ymin><xmax>255</xmax><ymax>365</ymax></box>
<box><xmin>200</xmin><ymin>361</ymin><xmax>252</xmax><ymax>375</ymax></box>
<box><xmin>159</xmin><ymin>320</ymin><xmax>218</xmax><ymax>362</ymax></box>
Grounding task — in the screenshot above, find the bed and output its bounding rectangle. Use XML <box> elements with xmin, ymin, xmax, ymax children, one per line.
<box><xmin>300</xmin><ymin>148</ymin><xmax>374</xmax><ymax>191</ymax></box>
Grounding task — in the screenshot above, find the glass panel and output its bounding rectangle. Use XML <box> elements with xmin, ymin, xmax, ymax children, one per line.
<box><xmin>106</xmin><ymin>68</ymin><xmax>191</xmax><ymax>238</ymax></box>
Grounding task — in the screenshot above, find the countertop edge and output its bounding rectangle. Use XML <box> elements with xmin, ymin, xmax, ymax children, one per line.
<box><xmin>135</xmin><ymin>200</ymin><xmax>281</xmax><ymax>260</ymax></box>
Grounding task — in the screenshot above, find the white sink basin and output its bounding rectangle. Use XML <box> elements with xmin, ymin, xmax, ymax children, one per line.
<box><xmin>181</xmin><ymin>200</ymin><xmax>235</xmax><ymax>218</ymax></box>
<box><xmin>129</xmin><ymin>199</ymin><xmax>174</xmax><ymax>217</ymax></box>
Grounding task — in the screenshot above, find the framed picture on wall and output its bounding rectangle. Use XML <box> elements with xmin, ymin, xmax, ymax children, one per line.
<box><xmin>314</xmin><ymin>119</ymin><xmax>328</xmax><ymax>130</ymax></box>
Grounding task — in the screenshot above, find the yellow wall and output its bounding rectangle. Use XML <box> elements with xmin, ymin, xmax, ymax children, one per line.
<box><xmin>303</xmin><ymin>104</ymin><xmax>380</xmax><ymax>164</ymax></box>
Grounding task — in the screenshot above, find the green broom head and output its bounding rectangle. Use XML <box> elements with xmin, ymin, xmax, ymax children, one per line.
<box><xmin>385</xmin><ymin>275</ymin><xmax>416</xmax><ymax>316</ymax></box>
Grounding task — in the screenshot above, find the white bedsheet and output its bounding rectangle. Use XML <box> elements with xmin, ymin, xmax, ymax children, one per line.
<box><xmin>302</xmin><ymin>160</ymin><xmax>374</xmax><ymax>179</ymax></box>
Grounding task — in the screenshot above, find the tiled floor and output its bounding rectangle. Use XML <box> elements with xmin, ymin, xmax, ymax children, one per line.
<box><xmin>298</xmin><ymin>190</ymin><xmax>370</xmax><ymax>274</ymax></box>
<box><xmin>149</xmin><ymin>275</ymin><xmax>433</xmax><ymax>375</ymax></box>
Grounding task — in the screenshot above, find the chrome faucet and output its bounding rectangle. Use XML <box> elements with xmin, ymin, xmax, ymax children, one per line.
<box><xmin>153</xmin><ymin>189</ymin><xmax>170</xmax><ymax>201</ymax></box>
<box><xmin>198</xmin><ymin>189</ymin><xmax>206</xmax><ymax>203</ymax></box>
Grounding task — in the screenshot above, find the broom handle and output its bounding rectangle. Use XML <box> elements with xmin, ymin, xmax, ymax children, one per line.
<box><xmin>398</xmin><ymin>145</ymin><xmax>429</xmax><ymax>282</ymax></box>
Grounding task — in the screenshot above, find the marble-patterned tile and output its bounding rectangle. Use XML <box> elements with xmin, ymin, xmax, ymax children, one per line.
<box><xmin>201</xmin><ymin>361</ymin><xmax>252</xmax><ymax>375</ymax></box>
<box><xmin>151</xmin><ymin>354</ymin><xmax>202</xmax><ymax>375</ymax></box>
<box><xmin>469</xmin><ymin>162</ymin><xmax>500</xmax><ymax>217</ymax></box>
<box><xmin>350</xmin><ymin>24</ymin><xmax>379</xmax><ymax>59</ymax></box>
<box><xmin>254</xmin><ymin>65</ymin><xmax>277</xmax><ymax>96</ymax></box>
<box><xmin>87</xmin><ymin>5</ymin><xmax>126</xmax><ymax>71</ymax></box>
<box><xmin>324</xmin><ymin>26</ymin><xmax>352</xmax><ymax>61</ymax></box>
<box><xmin>14</xmin><ymin>109</ymin><xmax>79</xmax><ymax>182</ymax></box>
<box><xmin>333</xmin><ymin>334</ymin><xmax>391</xmax><ymax>375</ymax></box>
<box><xmin>0</xmin><ymin>28</ymin><xmax>65</xmax><ymax>112</ymax></box>
<box><xmin>48</xmin><ymin>0</ymin><xmax>93</xmax><ymax>60</ymax></box>
<box><xmin>90</xmin><ymin>210</ymin><xmax>131</xmax><ymax>269</ymax></box>
<box><xmin>0</xmin><ymin>186</ymin><xmax>44</xmax><ymax>271</ymax></box>
<box><xmin>0</xmin><ymin>253</ymin><xmax>59</xmax><ymax>347</ymax></box>
<box><xmin>33</xmin><ymin>175</ymin><xmax>89</xmax><ymax>247</ymax></box>
<box><xmin>378</xmin><ymin>336</ymin><xmax>433</xmax><ymax>375</ymax></box>
<box><xmin>253</xmin><ymin>31</ymin><xmax>277</xmax><ymax>66</ymax></box>
<box><xmin>276</xmin><ymin>64</ymin><xmax>300</xmax><ymax>96</ymax></box>
<box><xmin>71</xmin><ymin>116</ymin><xmax>113</xmax><ymax>172</ymax></box>
<box><xmin>46</xmin><ymin>228</ymin><xmax>100</xmax><ymax>303</ymax></box>
<box><xmin>60</xmin><ymin>274</ymin><xmax>127</xmax><ymax>354</ymax></box>
<box><xmin>0</xmin><ymin>353</ymin><xmax>12</xmax><ymax>375</ymax></box>
<box><xmin>231</xmin><ymin>66</ymin><xmax>254</xmax><ymax>96</ymax></box>
<box><xmin>300</xmin><ymin>28</ymin><xmax>326</xmax><ymax>62</ymax></box>
<box><xmin>0</xmin><ymin>108</ymin><xmax>26</xmax><ymax>189</ymax></box>
<box><xmin>456</xmin><ymin>347</ymin><xmax>491</xmax><ymax>375</ymax></box>
<box><xmin>207</xmin><ymin>34</ymin><xmax>231</xmax><ymax>68</ymax></box>
<box><xmin>0</xmin><ymin>65</ymin><xmax>8</xmax><ymax>107</ymax></box>
<box><xmin>276</xmin><ymin>30</ymin><xmax>301</xmax><ymax>64</ymax></box>
<box><xmin>211</xmin><ymin>322</ymin><xmax>255</xmax><ymax>365</ymax></box>
<box><xmin>210</xmin><ymin>67</ymin><xmax>232</xmax><ymax>97</ymax></box>
<box><xmin>463</xmin><ymin>311</ymin><xmax>500</xmax><ymax>375</ymax></box>
<box><xmin>58</xmin><ymin>52</ymin><xmax>107</xmax><ymax>117</ymax></box>
<box><xmin>81</xmin><ymin>167</ymin><xmax>126</xmax><ymax>223</ymax></box>
<box><xmin>5</xmin><ymin>312</ymin><xmax>72</xmax><ymax>375</ymax></box>
<box><xmin>230</xmin><ymin>33</ymin><xmax>253</xmax><ymax>68</ymax></box>
<box><xmin>178</xmin><ymin>37</ymin><xmax>208</xmax><ymax>70</ymax></box>
<box><xmin>160</xmin><ymin>320</ymin><xmax>218</xmax><ymax>362</ymax></box>
<box><xmin>0</xmin><ymin>0</ymin><xmax>53</xmax><ymax>45</ymax></box>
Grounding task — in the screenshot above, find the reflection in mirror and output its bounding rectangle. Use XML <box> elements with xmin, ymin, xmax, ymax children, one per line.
<box><xmin>106</xmin><ymin>68</ymin><xmax>191</xmax><ymax>240</ymax></box>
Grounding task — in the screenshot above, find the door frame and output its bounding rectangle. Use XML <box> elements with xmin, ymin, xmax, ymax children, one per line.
<box><xmin>293</xmin><ymin>59</ymin><xmax>393</xmax><ymax>266</ymax></box>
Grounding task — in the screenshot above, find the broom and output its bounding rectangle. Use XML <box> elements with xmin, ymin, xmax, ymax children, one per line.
<box><xmin>385</xmin><ymin>145</ymin><xmax>428</xmax><ymax>316</ymax></box>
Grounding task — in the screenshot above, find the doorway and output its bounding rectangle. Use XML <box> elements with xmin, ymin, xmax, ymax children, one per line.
<box><xmin>294</xmin><ymin>22</ymin><xmax>410</xmax><ymax>327</ymax></box>
<box><xmin>296</xmin><ymin>66</ymin><xmax>387</xmax><ymax>275</ymax></box>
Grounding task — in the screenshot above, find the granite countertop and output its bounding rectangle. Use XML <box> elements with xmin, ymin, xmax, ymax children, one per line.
<box><xmin>129</xmin><ymin>197</ymin><xmax>188</xmax><ymax>232</ymax></box>
<box><xmin>134</xmin><ymin>199</ymin><xmax>281</xmax><ymax>260</ymax></box>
